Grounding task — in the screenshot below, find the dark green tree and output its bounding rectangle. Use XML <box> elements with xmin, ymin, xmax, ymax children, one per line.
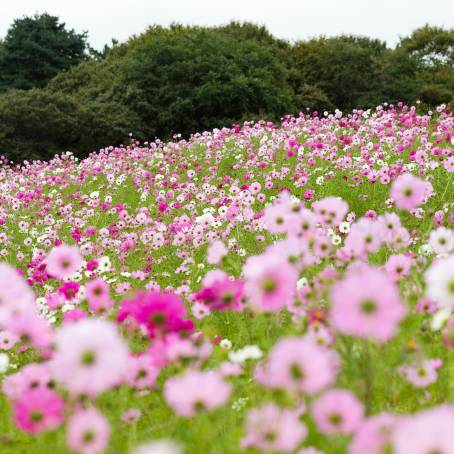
<box><xmin>291</xmin><ymin>36</ymin><xmax>387</xmax><ymax>111</ymax></box>
<box><xmin>397</xmin><ymin>26</ymin><xmax>454</xmax><ymax>106</ymax></box>
<box><xmin>0</xmin><ymin>89</ymin><xmax>138</xmax><ymax>161</ymax></box>
<box><xmin>0</xmin><ymin>13</ymin><xmax>88</xmax><ymax>92</ymax></box>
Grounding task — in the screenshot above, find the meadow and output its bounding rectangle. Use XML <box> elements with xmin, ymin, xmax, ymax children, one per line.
<box><xmin>0</xmin><ymin>102</ymin><xmax>453</xmax><ymax>454</ymax></box>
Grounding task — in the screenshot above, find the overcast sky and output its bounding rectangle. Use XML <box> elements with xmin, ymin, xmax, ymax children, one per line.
<box><xmin>1</xmin><ymin>0</ymin><xmax>453</xmax><ymax>49</ymax></box>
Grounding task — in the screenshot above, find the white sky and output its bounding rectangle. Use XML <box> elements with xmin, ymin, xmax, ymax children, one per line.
<box><xmin>1</xmin><ymin>0</ymin><xmax>453</xmax><ymax>50</ymax></box>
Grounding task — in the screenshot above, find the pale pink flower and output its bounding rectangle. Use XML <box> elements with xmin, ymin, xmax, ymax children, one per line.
<box><xmin>256</xmin><ymin>337</ymin><xmax>339</xmax><ymax>394</ymax></box>
<box><xmin>330</xmin><ymin>266</ymin><xmax>406</xmax><ymax>342</ymax></box>
<box><xmin>243</xmin><ymin>252</ymin><xmax>298</xmax><ymax>312</ymax></box>
<box><xmin>66</xmin><ymin>408</ymin><xmax>111</xmax><ymax>454</ymax></box>
<box><xmin>241</xmin><ymin>403</ymin><xmax>307</xmax><ymax>452</ymax></box>
<box><xmin>349</xmin><ymin>413</ymin><xmax>396</xmax><ymax>454</ymax></box>
<box><xmin>425</xmin><ymin>255</ymin><xmax>454</xmax><ymax>309</ymax></box>
<box><xmin>46</xmin><ymin>244</ymin><xmax>83</xmax><ymax>280</ymax></box>
<box><xmin>393</xmin><ymin>405</ymin><xmax>454</xmax><ymax>454</ymax></box>
<box><xmin>312</xmin><ymin>389</ymin><xmax>364</xmax><ymax>435</ymax></box>
<box><xmin>398</xmin><ymin>359</ymin><xmax>441</xmax><ymax>388</ymax></box>
<box><xmin>313</xmin><ymin>197</ymin><xmax>349</xmax><ymax>227</ymax></box>
<box><xmin>207</xmin><ymin>240</ymin><xmax>228</xmax><ymax>265</ymax></box>
<box><xmin>429</xmin><ymin>227</ymin><xmax>454</xmax><ymax>255</ymax></box>
<box><xmin>390</xmin><ymin>173</ymin><xmax>432</xmax><ymax>211</ymax></box>
<box><xmin>0</xmin><ymin>263</ymin><xmax>36</xmax><ymax>326</ymax></box>
<box><xmin>384</xmin><ymin>254</ymin><xmax>413</xmax><ymax>281</ymax></box>
<box><xmin>51</xmin><ymin>319</ymin><xmax>129</xmax><ymax>396</ymax></box>
<box><xmin>164</xmin><ymin>369</ymin><xmax>231</xmax><ymax>417</ymax></box>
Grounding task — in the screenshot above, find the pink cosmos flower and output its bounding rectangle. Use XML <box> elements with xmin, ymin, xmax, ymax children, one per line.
<box><xmin>429</xmin><ymin>227</ymin><xmax>454</xmax><ymax>255</ymax></box>
<box><xmin>398</xmin><ymin>359</ymin><xmax>441</xmax><ymax>388</ymax></box>
<box><xmin>0</xmin><ymin>330</ymin><xmax>19</xmax><ymax>350</ymax></box>
<box><xmin>313</xmin><ymin>197</ymin><xmax>349</xmax><ymax>227</ymax></box>
<box><xmin>13</xmin><ymin>388</ymin><xmax>64</xmax><ymax>434</ymax></box>
<box><xmin>256</xmin><ymin>336</ymin><xmax>339</xmax><ymax>394</ymax></box>
<box><xmin>206</xmin><ymin>240</ymin><xmax>228</xmax><ymax>265</ymax></box>
<box><xmin>5</xmin><ymin>311</ymin><xmax>53</xmax><ymax>351</ymax></box>
<box><xmin>330</xmin><ymin>265</ymin><xmax>406</xmax><ymax>342</ymax></box>
<box><xmin>126</xmin><ymin>354</ymin><xmax>160</xmax><ymax>389</ymax></box>
<box><xmin>312</xmin><ymin>389</ymin><xmax>364</xmax><ymax>435</ymax></box>
<box><xmin>66</xmin><ymin>407</ymin><xmax>111</xmax><ymax>454</ymax></box>
<box><xmin>3</xmin><ymin>362</ymin><xmax>52</xmax><ymax>400</ymax></box>
<box><xmin>384</xmin><ymin>254</ymin><xmax>413</xmax><ymax>281</ymax></box>
<box><xmin>121</xmin><ymin>408</ymin><xmax>142</xmax><ymax>424</ymax></box>
<box><xmin>241</xmin><ymin>403</ymin><xmax>307</xmax><ymax>452</ymax></box>
<box><xmin>85</xmin><ymin>278</ymin><xmax>113</xmax><ymax>313</ymax></box>
<box><xmin>164</xmin><ymin>369</ymin><xmax>231</xmax><ymax>417</ymax></box>
<box><xmin>415</xmin><ymin>297</ymin><xmax>437</xmax><ymax>314</ymax></box>
<box><xmin>45</xmin><ymin>244</ymin><xmax>83</xmax><ymax>280</ymax></box>
<box><xmin>393</xmin><ymin>405</ymin><xmax>454</xmax><ymax>454</ymax></box>
<box><xmin>0</xmin><ymin>263</ymin><xmax>36</xmax><ymax>326</ymax></box>
<box><xmin>349</xmin><ymin>413</ymin><xmax>396</xmax><ymax>454</ymax></box>
<box><xmin>390</xmin><ymin>173</ymin><xmax>432</xmax><ymax>211</ymax></box>
<box><xmin>51</xmin><ymin>319</ymin><xmax>129</xmax><ymax>397</ymax></box>
<box><xmin>343</xmin><ymin>218</ymin><xmax>384</xmax><ymax>258</ymax></box>
<box><xmin>243</xmin><ymin>252</ymin><xmax>298</xmax><ymax>312</ymax></box>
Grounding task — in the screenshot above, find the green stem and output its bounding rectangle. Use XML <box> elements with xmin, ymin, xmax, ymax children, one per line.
<box><xmin>363</xmin><ymin>339</ymin><xmax>373</xmax><ymax>415</ymax></box>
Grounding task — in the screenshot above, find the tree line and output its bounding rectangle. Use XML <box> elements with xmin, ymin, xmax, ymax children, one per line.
<box><xmin>0</xmin><ymin>13</ymin><xmax>453</xmax><ymax>161</ymax></box>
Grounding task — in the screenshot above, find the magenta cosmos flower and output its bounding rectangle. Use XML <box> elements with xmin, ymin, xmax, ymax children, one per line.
<box><xmin>330</xmin><ymin>265</ymin><xmax>406</xmax><ymax>342</ymax></box>
<box><xmin>51</xmin><ymin>319</ymin><xmax>129</xmax><ymax>397</ymax></box>
<box><xmin>312</xmin><ymin>389</ymin><xmax>364</xmax><ymax>435</ymax></box>
<box><xmin>164</xmin><ymin>369</ymin><xmax>231</xmax><ymax>417</ymax></box>
<box><xmin>117</xmin><ymin>291</ymin><xmax>194</xmax><ymax>338</ymax></box>
<box><xmin>66</xmin><ymin>407</ymin><xmax>111</xmax><ymax>454</ymax></box>
<box><xmin>390</xmin><ymin>173</ymin><xmax>432</xmax><ymax>211</ymax></box>
<box><xmin>13</xmin><ymin>388</ymin><xmax>64</xmax><ymax>434</ymax></box>
<box><xmin>194</xmin><ymin>275</ymin><xmax>244</xmax><ymax>311</ymax></box>
<box><xmin>45</xmin><ymin>244</ymin><xmax>83</xmax><ymax>280</ymax></box>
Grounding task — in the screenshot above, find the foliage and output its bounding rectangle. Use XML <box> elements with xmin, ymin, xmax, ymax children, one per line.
<box><xmin>0</xmin><ymin>13</ymin><xmax>89</xmax><ymax>92</ymax></box>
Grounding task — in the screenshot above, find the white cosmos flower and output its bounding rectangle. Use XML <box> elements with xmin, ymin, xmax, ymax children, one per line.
<box><xmin>425</xmin><ymin>255</ymin><xmax>454</xmax><ymax>310</ymax></box>
<box><xmin>0</xmin><ymin>353</ymin><xmax>9</xmax><ymax>373</ymax></box>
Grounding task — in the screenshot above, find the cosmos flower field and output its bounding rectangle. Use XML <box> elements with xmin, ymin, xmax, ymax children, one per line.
<box><xmin>0</xmin><ymin>103</ymin><xmax>453</xmax><ymax>454</ymax></box>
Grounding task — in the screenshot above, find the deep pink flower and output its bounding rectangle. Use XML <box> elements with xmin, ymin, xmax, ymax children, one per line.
<box><xmin>13</xmin><ymin>388</ymin><xmax>64</xmax><ymax>434</ymax></box>
<box><xmin>58</xmin><ymin>281</ymin><xmax>80</xmax><ymax>300</ymax></box>
<box><xmin>194</xmin><ymin>276</ymin><xmax>244</xmax><ymax>311</ymax></box>
<box><xmin>117</xmin><ymin>291</ymin><xmax>194</xmax><ymax>338</ymax></box>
